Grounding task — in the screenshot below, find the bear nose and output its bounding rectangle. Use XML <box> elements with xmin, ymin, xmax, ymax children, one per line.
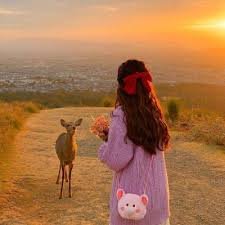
<box><xmin>127</xmin><ymin>208</ymin><xmax>135</xmax><ymax>216</ymax></box>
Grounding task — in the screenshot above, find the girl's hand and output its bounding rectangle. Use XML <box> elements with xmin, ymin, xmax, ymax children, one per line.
<box><xmin>99</xmin><ymin>129</ymin><xmax>109</xmax><ymax>142</ymax></box>
<box><xmin>90</xmin><ymin>115</ymin><xmax>110</xmax><ymax>140</ymax></box>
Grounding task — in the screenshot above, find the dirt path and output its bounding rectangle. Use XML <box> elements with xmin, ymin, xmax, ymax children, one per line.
<box><xmin>0</xmin><ymin>107</ymin><xmax>224</xmax><ymax>225</ymax></box>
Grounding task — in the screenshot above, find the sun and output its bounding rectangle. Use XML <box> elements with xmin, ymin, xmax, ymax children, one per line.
<box><xmin>213</xmin><ymin>21</ymin><xmax>225</xmax><ymax>29</ymax></box>
<box><xmin>192</xmin><ymin>19</ymin><xmax>225</xmax><ymax>30</ymax></box>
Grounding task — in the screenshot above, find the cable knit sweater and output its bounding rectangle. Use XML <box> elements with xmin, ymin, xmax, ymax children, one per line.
<box><xmin>98</xmin><ymin>106</ymin><xmax>170</xmax><ymax>225</ymax></box>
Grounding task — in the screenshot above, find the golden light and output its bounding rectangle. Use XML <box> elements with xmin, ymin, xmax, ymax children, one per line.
<box><xmin>191</xmin><ymin>19</ymin><xmax>225</xmax><ymax>30</ymax></box>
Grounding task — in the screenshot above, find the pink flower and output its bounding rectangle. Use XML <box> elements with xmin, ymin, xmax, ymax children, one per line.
<box><xmin>90</xmin><ymin>115</ymin><xmax>109</xmax><ymax>137</ymax></box>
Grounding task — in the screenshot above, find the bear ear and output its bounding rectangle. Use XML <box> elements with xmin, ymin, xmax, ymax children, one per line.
<box><xmin>140</xmin><ymin>194</ymin><xmax>149</xmax><ymax>206</ymax></box>
<box><xmin>117</xmin><ymin>189</ymin><xmax>125</xmax><ymax>200</ymax></box>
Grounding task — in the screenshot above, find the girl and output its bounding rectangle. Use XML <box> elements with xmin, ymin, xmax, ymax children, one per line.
<box><xmin>98</xmin><ymin>60</ymin><xmax>170</xmax><ymax>225</ymax></box>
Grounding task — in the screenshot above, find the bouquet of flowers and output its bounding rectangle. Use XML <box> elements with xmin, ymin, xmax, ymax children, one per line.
<box><xmin>90</xmin><ymin>115</ymin><xmax>109</xmax><ymax>140</ymax></box>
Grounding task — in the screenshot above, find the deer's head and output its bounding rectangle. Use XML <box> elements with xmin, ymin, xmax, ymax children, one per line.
<box><xmin>60</xmin><ymin>118</ymin><xmax>83</xmax><ymax>136</ymax></box>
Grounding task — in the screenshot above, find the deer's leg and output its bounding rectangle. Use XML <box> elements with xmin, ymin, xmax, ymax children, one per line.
<box><xmin>68</xmin><ymin>163</ymin><xmax>73</xmax><ymax>198</ymax></box>
<box><xmin>59</xmin><ymin>164</ymin><xmax>65</xmax><ymax>199</ymax></box>
<box><xmin>65</xmin><ymin>166</ymin><xmax>69</xmax><ymax>183</ymax></box>
<box><xmin>56</xmin><ymin>163</ymin><xmax>61</xmax><ymax>184</ymax></box>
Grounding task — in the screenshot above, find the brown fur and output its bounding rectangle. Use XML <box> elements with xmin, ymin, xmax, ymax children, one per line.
<box><xmin>55</xmin><ymin>118</ymin><xmax>82</xmax><ymax>199</ymax></box>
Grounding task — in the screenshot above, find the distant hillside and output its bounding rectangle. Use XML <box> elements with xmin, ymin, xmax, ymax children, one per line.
<box><xmin>156</xmin><ymin>83</ymin><xmax>225</xmax><ymax>114</ymax></box>
<box><xmin>0</xmin><ymin>83</ymin><xmax>225</xmax><ymax>114</ymax></box>
<box><xmin>0</xmin><ymin>90</ymin><xmax>115</xmax><ymax>108</ymax></box>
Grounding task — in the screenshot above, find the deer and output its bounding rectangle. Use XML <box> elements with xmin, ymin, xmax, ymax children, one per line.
<box><xmin>55</xmin><ymin>118</ymin><xmax>83</xmax><ymax>199</ymax></box>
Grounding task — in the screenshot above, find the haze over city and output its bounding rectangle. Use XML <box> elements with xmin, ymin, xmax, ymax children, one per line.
<box><xmin>0</xmin><ymin>0</ymin><xmax>225</xmax><ymax>91</ymax></box>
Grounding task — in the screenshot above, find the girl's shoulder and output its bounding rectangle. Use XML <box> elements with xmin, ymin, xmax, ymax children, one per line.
<box><xmin>112</xmin><ymin>106</ymin><xmax>124</xmax><ymax>117</ymax></box>
<box><xmin>111</xmin><ymin>106</ymin><xmax>126</xmax><ymax>128</ymax></box>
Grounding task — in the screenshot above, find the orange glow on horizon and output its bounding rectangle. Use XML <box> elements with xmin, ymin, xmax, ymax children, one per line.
<box><xmin>191</xmin><ymin>18</ymin><xmax>225</xmax><ymax>33</ymax></box>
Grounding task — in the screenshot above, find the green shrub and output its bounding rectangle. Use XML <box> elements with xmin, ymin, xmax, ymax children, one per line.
<box><xmin>23</xmin><ymin>102</ymin><xmax>40</xmax><ymax>113</ymax></box>
<box><xmin>103</xmin><ymin>98</ymin><xmax>114</xmax><ymax>107</ymax></box>
<box><xmin>167</xmin><ymin>99</ymin><xmax>179</xmax><ymax>122</ymax></box>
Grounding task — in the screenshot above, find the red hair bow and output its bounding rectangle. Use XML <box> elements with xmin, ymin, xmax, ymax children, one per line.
<box><xmin>122</xmin><ymin>72</ymin><xmax>152</xmax><ymax>95</ymax></box>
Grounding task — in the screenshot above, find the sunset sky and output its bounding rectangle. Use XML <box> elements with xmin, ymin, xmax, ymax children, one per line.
<box><xmin>0</xmin><ymin>0</ymin><xmax>225</xmax><ymax>50</ymax></box>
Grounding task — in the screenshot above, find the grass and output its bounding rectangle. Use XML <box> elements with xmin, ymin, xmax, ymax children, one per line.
<box><xmin>0</xmin><ymin>107</ymin><xmax>113</xmax><ymax>224</ymax></box>
<box><xmin>168</xmin><ymin>108</ymin><xmax>225</xmax><ymax>148</ymax></box>
<box><xmin>1</xmin><ymin>107</ymin><xmax>224</xmax><ymax>225</ymax></box>
<box><xmin>0</xmin><ymin>90</ymin><xmax>115</xmax><ymax>108</ymax></box>
<box><xmin>0</xmin><ymin>101</ymin><xmax>41</xmax><ymax>153</ymax></box>
<box><xmin>1</xmin><ymin>82</ymin><xmax>225</xmax><ymax>149</ymax></box>
<box><xmin>157</xmin><ymin>83</ymin><xmax>225</xmax><ymax>115</ymax></box>
<box><xmin>1</xmin><ymin>83</ymin><xmax>225</xmax><ymax>114</ymax></box>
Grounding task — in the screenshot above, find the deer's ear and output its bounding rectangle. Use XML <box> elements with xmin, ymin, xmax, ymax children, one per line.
<box><xmin>75</xmin><ymin>118</ymin><xmax>83</xmax><ymax>126</ymax></box>
<box><xmin>60</xmin><ymin>119</ymin><xmax>67</xmax><ymax>127</ymax></box>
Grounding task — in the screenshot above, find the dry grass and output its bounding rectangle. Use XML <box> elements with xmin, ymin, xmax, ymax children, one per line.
<box><xmin>169</xmin><ymin>109</ymin><xmax>225</xmax><ymax>147</ymax></box>
<box><xmin>0</xmin><ymin>108</ymin><xmax>225</xmax><ymax>225</ymax></box>
<box><xmin>189</xmin><ymin>116</ymin><xmax>225</xmax><ymax>146</ymax></box>
<box><xmin>0</xmin><ymin>101</ymin><xmax>40</xmax><ymax>153</ymax></box>
<box><xmin>0</xmin><ymin>108</ymin><xmax>224</xmax><ymax>225</ymax></box>
<box><xmin>0</xmin><ymin>107</ymin><xmax>113</xmax><ymax>225</ymax></box>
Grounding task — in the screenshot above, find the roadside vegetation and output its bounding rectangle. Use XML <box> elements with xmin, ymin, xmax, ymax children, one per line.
<box><xmin>0</xmin><ymin>102</ymin><xmax>41</xmax><ymax>153</ymax></box>
<box><xmin>0</xmin><ymin>90</ymin><xmax>115</xmax><ymax>108</ymax></box>
<box><xmin>166</xmin><ymin>99</ymin><xmax>225</xmax><ymax>148</ymax></box>
<box><xmin>0</xmin><ymin>83</ymin><xmax>224</xmax><ymax>148</ymax></box>
<box><xmin>1</xmin><ymin>83</ymin><xmax>225</xmax><ymax>112</ymax></box>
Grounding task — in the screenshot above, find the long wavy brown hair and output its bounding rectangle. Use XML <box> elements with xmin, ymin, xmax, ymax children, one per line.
<box><xmin>115</xmin><ymin>59</ymin><xmax>170</xmax><ymax>154</ymax></box>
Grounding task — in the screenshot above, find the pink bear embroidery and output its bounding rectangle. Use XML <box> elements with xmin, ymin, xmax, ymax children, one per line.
<box><xmin>117</xmin><ymin>188</ymin><xmax>149</xmax><ymax>221</ymax></box>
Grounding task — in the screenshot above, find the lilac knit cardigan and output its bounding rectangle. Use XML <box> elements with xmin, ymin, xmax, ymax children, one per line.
<box><xmin>98</xmin><ymin>106</ymin><xmax>170</xmax><ymax>225</ymax></box>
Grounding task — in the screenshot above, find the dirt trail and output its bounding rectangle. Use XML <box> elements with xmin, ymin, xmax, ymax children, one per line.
<box><xmin>0</xmin><ymin>107</ymin><xmax>224</xmax><ymax>225</ymax></box>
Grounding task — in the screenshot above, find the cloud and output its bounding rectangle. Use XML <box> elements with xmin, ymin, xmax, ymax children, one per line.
<box><xmin>0</xmin><ymin>8</ymin><xmax>25</xmax><ymax>15</ymax></box>
<box><xmin>91</xmin><ymin>5</ymin><xmax>119</xmax><ymax>13</ymax></box>
<box><xmin>90</xmin><ymin>2</ymin><xmax>140</xmax><ymax>13</ymax></box>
